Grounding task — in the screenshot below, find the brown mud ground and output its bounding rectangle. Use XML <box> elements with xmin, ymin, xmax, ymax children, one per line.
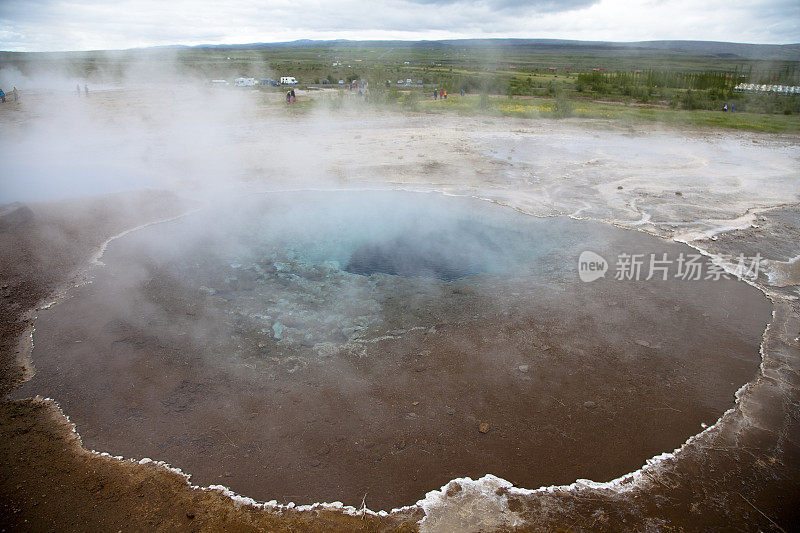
<box><xmin>2</xmin><ymin>191</ymin><xmax>797</xmax><ymax>531</ymax></box>
<box><xmin>1</xmin><ymin>92</ymin><xmax>799</xmax><ymax>530</ymax></box>
<box><xmin>0</xmin><ymin>193</ymin><xmax>420</xmax><ymax>531</ymax></box>
<box><xmin>10</xmin><ymin>195</ymin><xmax>771</xmax><ymax>511</ymax></box>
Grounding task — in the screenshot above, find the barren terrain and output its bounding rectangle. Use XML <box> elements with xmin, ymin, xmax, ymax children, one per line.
<box><xmin>1</xmin><ymin>90</ymin><xmax>799</xmax><ymax>531</ymax></box>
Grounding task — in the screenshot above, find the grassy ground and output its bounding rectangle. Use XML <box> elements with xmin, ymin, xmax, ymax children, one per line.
<box><xmin>3</xmin><ymin>40</ymin><xmax>797</xmax><ymax>132</ymax></box>
<box><xmin>417</xmin><ymin>94</ymin><xmax>800</xmax><ymax>132</ymax></box>
<box><xmin>267</xmin><ymin>90</ymin><xmax>800</xmax><ymax>133</ymax></box>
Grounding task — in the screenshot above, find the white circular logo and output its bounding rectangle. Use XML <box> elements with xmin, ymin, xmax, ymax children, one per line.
<box><xmin>578</xmin><ymin>251</ymin><xmax>608</xmax><ymax>282</ymax></box>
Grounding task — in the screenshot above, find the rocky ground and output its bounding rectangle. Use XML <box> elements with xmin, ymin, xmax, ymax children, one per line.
<box><xmin>1</xmin><ymin>91</ymin><xmax>799</xmax><ymax>531</ymax></box>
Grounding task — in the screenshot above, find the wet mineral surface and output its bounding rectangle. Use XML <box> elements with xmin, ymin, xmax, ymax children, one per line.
<box><xmin>15</xmin><ymin>190</ymin><xmax>771</xmax><ymax>510</ymax></box>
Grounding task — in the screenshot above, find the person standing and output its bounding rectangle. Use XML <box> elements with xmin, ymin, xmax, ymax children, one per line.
<box><xmin>84</xmin><ymin>84</ymin><xmax>89</xmax><ymax>96</ymax></box>
<box><xmin>290</xmin><ymin>88</ymin><xmax>296</xmax><ymax>103</ymax></box>
<box><xmin>76</xmin><ymin>84</ymin><xmax>81</xmax><ymax>95</ymax></box>
<box><xmin>0</xmin><ymin>89</ymin><xmax>5</xmax><ymax>103</ymax></box>
<box><xmin>12</xmin><ymin>87</ymin><xmax>19</xmax><ymax>101</ymax></box>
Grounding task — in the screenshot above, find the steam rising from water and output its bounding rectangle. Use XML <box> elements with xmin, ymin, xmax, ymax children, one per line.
<box><xmin>0</xmin><ymin>55</ymin><xmax>338</xmax><ymax>204</ymax></box>
<box><xmin>12</xmin><ymin>188</ymin><xmax>772</xmax><ymax>511</ymax></box>
<box><xmin>1</xmin><ymin>53</ymin><xmax>794</xmax><ymax>530</ymax></box>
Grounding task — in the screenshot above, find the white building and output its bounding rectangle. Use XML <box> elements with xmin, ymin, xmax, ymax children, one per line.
<box><xmin>734</xmin><ymin>82</ymin><xmax>799</xmax><ymax>94</ymax></box>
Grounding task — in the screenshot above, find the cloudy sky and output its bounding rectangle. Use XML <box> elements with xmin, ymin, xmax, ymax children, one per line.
<box><xmin>0</xmin><ymin>0</ymin><xmax>798</xmax><ymax>52</ymax></box>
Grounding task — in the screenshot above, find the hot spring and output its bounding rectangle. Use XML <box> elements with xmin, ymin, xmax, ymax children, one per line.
<box><xmin>17</xmin><ymin>190</ymin><xmax>771</xmax><ymax>510</ymax></box>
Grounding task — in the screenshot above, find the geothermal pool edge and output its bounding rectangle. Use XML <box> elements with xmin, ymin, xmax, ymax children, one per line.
<box><xmin>9</xmin><ymin>188</ymin><xmax>787</xmax><ymax>527</ymax></box>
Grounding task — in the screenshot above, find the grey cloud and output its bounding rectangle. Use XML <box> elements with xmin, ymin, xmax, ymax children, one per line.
<box><xmin>403</xmin><ymin>0</ymin><xmax>599</xmax><ymax>13</ymax></box>
<box><xmin>1</xmin><ymin>0</ymin><xmax>798</xmax><ymax>52</ymax></box>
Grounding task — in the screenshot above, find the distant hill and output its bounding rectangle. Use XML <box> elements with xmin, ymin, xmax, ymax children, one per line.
<box><xmin>187</xmin><ymin>38</ymin><xmax>800</xmax><ymax>61</ymax></box>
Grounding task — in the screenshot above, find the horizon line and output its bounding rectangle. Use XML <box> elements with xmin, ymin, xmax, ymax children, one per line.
<box><xmin>3</xmin><ymin>37</ymin><xmax>800</xmax><ymax>55</ymax></box>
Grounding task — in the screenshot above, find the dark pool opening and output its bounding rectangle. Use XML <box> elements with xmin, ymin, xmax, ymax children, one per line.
<box><xmin>345</xmin><ymin>231</ymin><xmax>497</xmax><ymax>281</ymax></box>
<box><xmin>221</xmin><ymin>190</ymin><xmax>562</xmax><ymax>281</ymax></box>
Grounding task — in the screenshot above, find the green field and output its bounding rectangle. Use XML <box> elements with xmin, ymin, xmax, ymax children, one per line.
<box><xmin>415</xmin><ymin>94</ymin><xmax>800</xmax><ymax>132</ymax></box>
<box><xmin>2</xmin><ymin>39</ymin><xmax>799</xmax><ymax>132</ymax></box>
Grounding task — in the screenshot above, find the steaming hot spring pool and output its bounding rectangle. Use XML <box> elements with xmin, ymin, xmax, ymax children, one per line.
<box><xmin>19</xmin><ymin>190</ymin><xmax>770</xmax><ymax>510</ymax></box>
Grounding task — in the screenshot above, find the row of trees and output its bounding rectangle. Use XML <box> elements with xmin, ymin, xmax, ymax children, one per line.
<box><xmin>575</xmin><ymin>69</ymin><xmax>741</xmax><ymax>93</ymax></box>
<box><xmin>571</xmin><ymin>68</ymin><xmax>799</xmax><ymax>113</ymax></box>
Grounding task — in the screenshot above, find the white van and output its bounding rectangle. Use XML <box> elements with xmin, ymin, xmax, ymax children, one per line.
<box><xmin>234</xmin><ymin>77</ymin><xmax>256</xmax><ymax>87</ymax></box>
<box><xmin>280</xmin><ymin>77</ymin><xmax>298</xmax><ymax>85</ymax></box>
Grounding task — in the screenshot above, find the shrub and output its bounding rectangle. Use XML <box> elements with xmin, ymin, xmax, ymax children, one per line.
<box><xmin>550</xmin><ymin>93</ymin><xmax>573</xmax><ymax>119</ymax></box>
